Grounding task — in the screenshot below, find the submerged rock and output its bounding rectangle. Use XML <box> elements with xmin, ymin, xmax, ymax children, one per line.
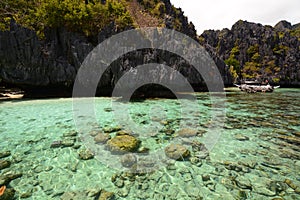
<box><xmin>184</xmin><ymin>183</ymin><xmax>202</xmax><ymax>198</ymax></box>
<box><xmin>254</xmin><ymin>187</ymin><xmax>276</xmax><ymax>197</ymax></box>
<box><xmin>61</xmin><ymin>138</ymin><xmax>75</xmax><ymax>147</ymax></box>
<box><xmin>269</xmin><ymin>181</ymin><xmax>287</xmax><ymax>194</ymax></box>
<box><xmin>176</xmin><ymin>128</ymin><xmax>198</xmax><ymax>138</ymax></box>
<box><xmin>0</xmin><ymin>187</ymin><xmax>15</xmax><ymax>200</ymax></box>
<box><xmin>20</xmin><ymin>190</ymin><xmax>32</xmax><ymax>198</ymax></box>
<box><xmin>60</xmin><ymin>189</ymin><xmax>101</xmax><ymax>200</ymax></box>
<box><xmin>235</xmin><ymin>176</ymin><xmax>252</xmax><ymax>189</ymax></box>
<box><xmin>237</xmin><ymin>190</ymin><xmax>248</xmax><ymax>199</ymax></box>
<box><xmin>202</xmin><ymin>174</ymin><xmax>211</xmax><ymax>182</ymax></box>
<box><xmin>223</xmin><ymin>161</ymin><xmax>242</xmax><ymax>172</ymax></box>
<box><xmin>60</xmin><ymin>191</ymin><xmax>79</xmax><ymax>200</ymax></box>
<box><xmin>164</xmin><ymin>144</ymin><xmax>190</xmax><ymax>160</ymax></box>
<box><xmin>98</xmin><ymin>190</ymin><xmax>115</xmax><ymax>200</ymax></box>
<box><xmin>94</xmin><ymin>133</ymin><xmax>110</xmax><ymax>144</ymax></box>
<box><xmin>0</xmin><ymin>160</ymin><xmax>11</xmax><ymax>170</ymax></box>
<box><xmin>78</xmin><ymin>149</ymin><xmax>94</xmax><ymax>160</ymax></box>
<box><xmin>107</xmin><ymin>135</ymin><xmax>140</xmax><ymax>154</ymax></box>
<box><xmin>238</xmin><ymin>160</ymin><xmax>257</xmax><ymax>169</ymax></box>
<box><xmin>189</xmin><ymin>156</ymin><xmax>202</xmax><ymax>166</ymax></box>
<box><xmin>234</xmin><ymin>134</ymin><xmax>250</xmax><ymax>141</ymax></box>
<box><xmin>116</xmin><ymin>130</ymin><xmax>131</xmax><ymax>136</ymax></box>
<box><xmin>137</xmin><ymin>147</ymin><xmax>150</xmax><ymax>154</ymax></box>
<box><xmin>277</xmin><ymin>135</ymin><xmax>300</xmax><ymax>145</ymax></box>
<box><xmin>195</xmin><ymin>150</ymin><xmax>209</xmax><ymax>159</ymax></box>
<box><xmin>0</xmin><ymin>172</ymin><xmax>22</xmax><ymax>185</ymax></box>
<box><xmin>113</xmin><ymin>179</ymin><xmax>124</xmax><ymax>188</ymax></box>
<box><xmin>116</xmin><ymin>188</ymin><xmax>129</xmax><ymax>198</ymax></box>
<box><xmin>50</xmin><ymin>141</ymin><xmax>63</xmax><ymax>148</ymax></box>
<box><xmin>103</xmin><ymin>126</ymin><xmax>122</xmax><ymax>133</ymax></box>
<box><xmin>120</xmin><ymin>153</ymin><xmax>137</xmax><ymax>168</ymax></box>
<box><xmin>60</xmin><ymin>192</ymin><xmax>87</xmax><ymax>200</ymax></box>
<box><xmin>284</xmin><ymin>179</ymin><xmax>298</xmax><ymax>190</ymax></box>
<box><xmin>0</xmin><ymin>151</ymin><xmax>11</xmax><ymax>159</ymax></box>
<box><xmin>63</xmin><ymin>131</ymin><xmax>78</xmax><ymax>137</ymax></box>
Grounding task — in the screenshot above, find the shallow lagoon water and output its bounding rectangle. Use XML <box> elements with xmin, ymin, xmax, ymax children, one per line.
<box><xmin>0</xmin><ymin>88</ymin><xmax>299</xmax><ymax>199</ymax></box>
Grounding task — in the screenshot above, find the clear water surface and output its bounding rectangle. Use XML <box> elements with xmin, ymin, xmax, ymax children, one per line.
<box><xmin>0</xmin><ymin>88</ymin><xmax>299</xmax><ymax>199</ymax></box>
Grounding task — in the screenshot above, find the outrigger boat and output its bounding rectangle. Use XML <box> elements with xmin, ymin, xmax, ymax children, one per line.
<box><xmin>234</xmin><ymin>81</ymin><xmax>280</xmax><ymax>93</ymax></box>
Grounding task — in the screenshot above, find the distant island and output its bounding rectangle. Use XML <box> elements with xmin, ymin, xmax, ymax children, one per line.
<box><xmin>0</xmin><ymin>0</ymin><xmax>299</xmax><ymax>97</ymax></box>
<box><xmin>199</xmin><ymin>20</ymin><xmax>300</xmax><ymax>87</ymax></box>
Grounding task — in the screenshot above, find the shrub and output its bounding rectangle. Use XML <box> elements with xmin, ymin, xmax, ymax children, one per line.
<box><xmin>246</xmin><ymin>44</ymin><xmax>259</xmax><ymax>56</ymax></box>
<box><xmin>251</xmin><ymin>52</ymin><xmax>260</xmax><ymax>62</ymax></box>
<box><xmin>229</xmin><ymin>65</ymin><xmax>238</xmax><ymax>81</ymax></box>
<box><xmin>0</xmin><ymin>0</ymin><xmax>133</xmax><ymax>38</ymax></box>
<box><xmin>290</xmin><ymin>27</ymin><xmax>300</xmax><ymax>40</ymax></box>
<box><xmin>272</xmin><ymin>77</ymin><xmax>280</xmax><ymax>83</ymax></box>
<box><xmin>225</xmin><ymin>56</ymin><xmax>240</xmax><ymax>70</ymax></box>
<box><xmin>151</xmin><ymin>2</ymin><xmax>166</xmax><ymax>17</ymax></box>
<box><xmin>273</xmin><ymin>45</ymin><xmax>289</xmax><ymax>55</ymax></box>
<box><xmin>242</xmin><ymin>61</ymin><xmax>260</xmax><ymax>79</ymax></box>
<box><xmin>230</xmin><ymin>46</ymin><xmax>240</xmax><ymax>55</ymax></box>
<box><xmin>278</xmin><ymin>31</ymin><xmax>285</xmax><ymax>39</ymax></box>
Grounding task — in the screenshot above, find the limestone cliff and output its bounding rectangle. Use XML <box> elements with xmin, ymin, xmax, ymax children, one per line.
<box><xmin>0</xmin><ymin>0</ymin><xmax>232</xmax><ymax>97</ymax></box>
<box><xmin>200</xmin><ymin>20</ymin><xmax>300</xmax><ymax>86</ymax></box>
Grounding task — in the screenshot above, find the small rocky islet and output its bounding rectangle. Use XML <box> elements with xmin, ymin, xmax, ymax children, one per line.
<box><xmin>0</xmin><ymin>90</ymin><xmax>299</xmax><ymax>199</ymax></box>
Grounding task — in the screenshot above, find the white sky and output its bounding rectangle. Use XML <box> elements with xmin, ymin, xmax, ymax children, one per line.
<box><xmin>170</xmin><ymin>0</ymin><xmax>300</xmax><ymax>34</ymax></box>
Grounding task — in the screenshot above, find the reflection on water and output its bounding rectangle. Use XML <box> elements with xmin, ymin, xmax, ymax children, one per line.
<box><xmin>0</xmin><ymin>88</ymin><xmax>299</xmax><ymax>199</ymax></box>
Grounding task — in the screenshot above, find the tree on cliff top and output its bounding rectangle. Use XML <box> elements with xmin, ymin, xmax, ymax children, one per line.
<box><xmin>0</xmin><ymin>0</ymin><xmax>133</xmax><ymax>37</ymax></box>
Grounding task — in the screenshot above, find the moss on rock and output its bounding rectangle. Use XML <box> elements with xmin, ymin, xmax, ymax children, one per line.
<box><xmin>107</xmin><ymin>135</ymin><xmax>140</xmax><ymax>154</ymax></box>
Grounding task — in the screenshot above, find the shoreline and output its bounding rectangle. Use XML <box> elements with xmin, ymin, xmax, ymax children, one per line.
<box><xmin>0</xmin><ymin>86</ymin><xmax>299</xmax><ymax>101</ymax></box>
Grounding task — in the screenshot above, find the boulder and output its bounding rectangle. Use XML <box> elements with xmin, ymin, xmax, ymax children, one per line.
<box><xmin>98</xmin><ymin>190</ymin><xmax>115</xmax><ymax>200</ymax></box>
<box><xmin>120</xmin><ymin>153</ymin><xmax>137</xmax><ymax>168</ymax></box>
<box><xmin>0</xmin><ymin>172</ymin><xmax>22</xmax><ymax>186</ymax></box>
<box><xmin>176</xmin><ymin>128</ymin><xmax>198</xmax><ymax>137</ymax></box>
<box><xmin>50</xmin><ymin>140</ymin><xmax>63</xmax><ymax>148</ymax></box>
<box><xmin>78</xmin><ymin>149</ymin><xmax>94</xmax><ymax>160</ymax></box>
<box><xmin>0</xmin><ymin>187</ymin><xmax>15</xmax><ymax>200</ymax></box>
<box><xmin>234</xmin><ymin>134</ymin><xmax>250</xmax><ymax>141</ymax></box>
<box><xmin>103</xmin><ymin>126</ymin><xmax>122</xmax><ymax>133</ymax></box>
<box><xmin>164</xmin><ymin>144</ymin><xmax>190</xmax><ymax>160</ymax></box>
<box><xmin>116</xmin><ymin>130</ymin><xmax>131</xmax><ymax>136</ymax></box>
<box><xmin>94</xmin><ymin>133</ymin><xmax>110</xmax><ymax>144</ymax></box>
<box><xmin>0</xmin><ymin>160</ymin><xmax>11</xmax><ymax>170</ymax></box>
<box><xmin>107</xmin><ymin>135</ymin><xmax>140</xmax><ymax>154</ymax></box>
<box><xmin>61</xmin><ymin>138</ymin><xmax>75</xmax><ymax>147</ymax></box>
<box><xmin>63</xmin><ymin>131</ymin><xmax>78</xmax><ymax>137</ymax></box>
<box><xmin>0</xmin><ymin>151</ymin><xmax>11</xmax><ymax>159</ymax></box>
<box><xmin>60</xmin><ymin>189</ymin><xmax>102</xmax><ymax>200</ymax></box>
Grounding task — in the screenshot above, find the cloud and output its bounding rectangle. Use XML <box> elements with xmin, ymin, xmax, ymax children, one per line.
<box><xmin>170</xmin><ymin>0</ymin><xmax>300</xmax><ymax>34</ymax></box>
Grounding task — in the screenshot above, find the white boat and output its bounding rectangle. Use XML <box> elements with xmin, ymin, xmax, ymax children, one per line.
<box><xmin>234</xmin><ymin>81</ymin><xmax>280</xmax><ymax>93</ymax></box>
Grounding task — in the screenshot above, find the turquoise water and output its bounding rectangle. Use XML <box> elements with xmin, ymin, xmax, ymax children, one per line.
<box><xmin>0</xmin><ymin>88</ymin><xmax>299</xmax><ymax>199</ymax></box>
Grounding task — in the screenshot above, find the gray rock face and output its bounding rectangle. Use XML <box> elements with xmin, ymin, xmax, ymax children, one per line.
<box><xmin>0</xmin><ymin>21</ymin><xmax>94</xmax><ymax>96</ymax></box>
<box><xmin>0</xmin><ymin>17</ymin><xmax>231</xmax><ymax>96</ymax></box>
<box><xmin>274</xmin><ymin>20</ymin><xmax>292</xmax><ymax>31</ymax></box>
<box><xmin>200</xmin><ymin>20</ymin><xmax>300</xmax><ymax>87</ymax></box>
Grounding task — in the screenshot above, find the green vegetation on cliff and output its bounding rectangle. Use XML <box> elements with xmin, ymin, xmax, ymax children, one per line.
<box><xmin>0</xmin><ymin>0</ymin><xmax>201</xmax><ymax>91</ymax></box>
<box><xmin>0</xmin><ymin>0</ymin><xmax>198</xmax><ymax>40</ymax></box>
<box><xmin>0</xmin><ymin>0</ymin><xmax>133</xmax><ymax>37</ymax></box>
<box><xmin>201</xmin><ymin>20</ymin><xmax>300</xmax><ymax>85</ymax></box>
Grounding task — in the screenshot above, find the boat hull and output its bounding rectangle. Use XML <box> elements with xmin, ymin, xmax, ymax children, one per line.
<box><xmin>234</xmin><ymin>84</ymin><xmax>279</xmax><ymax>93</ymax></box>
